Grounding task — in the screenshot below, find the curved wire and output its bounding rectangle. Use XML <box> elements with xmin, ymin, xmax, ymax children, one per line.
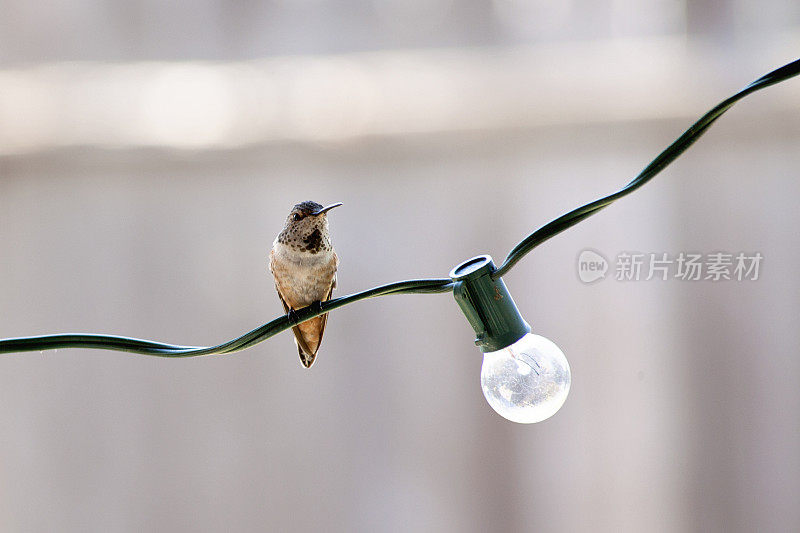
<box><xmin>0</xmin><ymin>57</ymin><xmax>798</xmax><ymax>356</ymax></box>
<box><xmin>492</xmin><ymin>57</ymin><xmax>800</xmax><ymax>279</ymax></box>
<box><xmin>0</xmin><ymin>278</ymin><xmax>453</xmax><ymax>356</ymax></box>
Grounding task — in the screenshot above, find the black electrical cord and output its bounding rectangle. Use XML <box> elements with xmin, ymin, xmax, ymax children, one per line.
<box><xmin>1</xmin><ymin>57</ymin><xmax>798</xmax><ymax>357</ymax></box>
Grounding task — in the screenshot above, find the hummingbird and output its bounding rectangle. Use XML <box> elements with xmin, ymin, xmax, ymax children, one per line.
<box><xmin>269</xmin><ymin>201</ymin><xmax>342</xmax><ymax>368</ymax></box>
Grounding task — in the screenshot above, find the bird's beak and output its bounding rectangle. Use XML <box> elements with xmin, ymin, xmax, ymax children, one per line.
<box><xmin>313</xmin><ymin>202</ymin><xmax>343</xmax><ymax>215</ymax></box>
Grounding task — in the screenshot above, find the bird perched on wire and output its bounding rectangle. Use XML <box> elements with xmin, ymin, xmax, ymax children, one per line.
<box><xmin>269</xmin><ymin>201</ymin><xmax>342</xmax><ymax>367</ymax></box>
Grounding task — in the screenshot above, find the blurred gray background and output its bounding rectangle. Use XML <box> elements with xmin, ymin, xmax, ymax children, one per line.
<box><xmin>1</xmin><ymin>1</ymin><xmax>799</xmax><ymax>532</ymax></box>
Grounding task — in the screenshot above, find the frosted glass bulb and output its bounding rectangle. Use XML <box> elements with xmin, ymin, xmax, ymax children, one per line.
<box><xmin>481</xmin><ymin>333</ymin><xmax>571</xmax><ymax>423</ymax></box>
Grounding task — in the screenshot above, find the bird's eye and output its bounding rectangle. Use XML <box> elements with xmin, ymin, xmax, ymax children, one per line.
<box><xmin>292</xmin><ymin>213</ymin><xmax>302</xmax><ymax>222</ymax></box>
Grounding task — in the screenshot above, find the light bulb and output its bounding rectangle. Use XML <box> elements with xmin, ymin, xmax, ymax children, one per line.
<box><xmin>480</xmin><ymin>333</ymin><xmax>570</xmax><ymax>423</ymax></box>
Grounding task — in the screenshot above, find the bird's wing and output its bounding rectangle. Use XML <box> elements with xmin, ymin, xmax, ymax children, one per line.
<box><xmin>268</xmin><ymin>247</ymin><xmax>275</xmax><ymax>273</ymax></box>
<box><xmin>274</xmin><ymin>288</ymin><xmax>317</xmax><ymax>366</ymax></box>
<box><xmin>314</xmin><ymin>251</ymin><xmax>338</xmax><ymax>352</ymax></box>
<box><xmin>311</xmin><ymin>280</ymin><xmax>335</xmax><ymax>362</ymax></box>
<box><xmin>332</xmin><ymin>252</ymin><xmax>338</xmax><ymax>289</ymax></box>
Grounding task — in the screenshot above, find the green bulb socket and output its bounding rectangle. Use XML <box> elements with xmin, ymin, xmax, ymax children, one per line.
<box><xmin>450</xmin><ymin>255</ymin><xmax>530</xmax><ymax>353</ymax></box>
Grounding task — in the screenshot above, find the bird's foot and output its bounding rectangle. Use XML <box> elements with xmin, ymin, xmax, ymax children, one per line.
<box><xmin>310</xmin><ymin>300</ymin><xmax>324</xmax><ymax>314</ymax></box>
<box><xmin>287</xmin><ymin>308</ymin><xmax>301</xmax><ymax>325</ymax></box>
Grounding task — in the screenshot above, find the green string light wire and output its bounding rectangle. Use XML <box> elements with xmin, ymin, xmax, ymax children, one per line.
<box><xmin>0</xmin><ymin>279</ymin><xmax>454</xmax><ymax>356</ymax></box>
<box><xmin>1</xmin><ymin>57</ymin><xmax>799</xmax><ymax>357</ymax></box>
<box><xmin>493</xmin><ymin>57</ymin><xmax>800</xmax><ymax>279</ymax></box>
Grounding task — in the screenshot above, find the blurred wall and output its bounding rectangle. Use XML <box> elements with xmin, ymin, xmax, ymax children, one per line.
<box><xmin>0</xmin><ymin>1</ymin><xmax>799</xmax><ymax>532</ymax></box>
